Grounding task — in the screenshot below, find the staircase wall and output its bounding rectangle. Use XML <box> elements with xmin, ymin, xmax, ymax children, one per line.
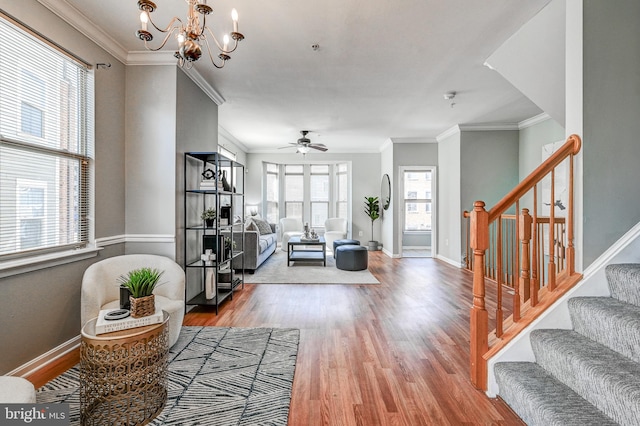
<box><xmin>486</xmin><ymin>221</ymin><xmax>640</xmax><ymax>396</ymax></box>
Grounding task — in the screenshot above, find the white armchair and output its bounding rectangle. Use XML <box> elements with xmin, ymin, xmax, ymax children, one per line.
<box><xmin>279</xmin><ymin>217</ymin><xmax>303</xmax><ymax>251</ymax></box>
<box><xmin>324</xmin><ymin>217</ymin><xmax>348</xmax><ymax>249</ymax></box>
<box><xmin>81</xmin><ymin>254</ymin><xmax>185</xmax><ymax>347</ymax></box>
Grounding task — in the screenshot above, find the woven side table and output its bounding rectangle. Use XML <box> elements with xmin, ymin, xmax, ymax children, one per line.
<box><xmin>80</xmin><ymin>311</ymin><xmax>169</xmax><ymax>426</ymax></box>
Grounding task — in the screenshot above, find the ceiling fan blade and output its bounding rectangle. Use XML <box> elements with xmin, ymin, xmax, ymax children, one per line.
<box><xmin>277</xmin><ymin>144</ymin><xmax>298</xmax><ymax>149</ymax></box>
<box><xmin>309</xmin><ymin>144</ymin><xmax>328</xmax><ymax>152</ymax></box>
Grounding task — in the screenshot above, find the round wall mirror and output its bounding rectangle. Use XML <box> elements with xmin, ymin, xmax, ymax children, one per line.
<box><xmin>381</xmin><ymin>174</ymin><xmax>391</xmax><ymax>210</ymax></box>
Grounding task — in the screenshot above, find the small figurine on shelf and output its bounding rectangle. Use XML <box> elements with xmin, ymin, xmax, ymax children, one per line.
<box><xmin>310</xmin><ymin>228</ymin><xmax>318</xmax><ymax>239</ymax></box>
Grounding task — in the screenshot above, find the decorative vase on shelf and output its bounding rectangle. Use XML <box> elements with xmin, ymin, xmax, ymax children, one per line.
<box><xmin>221</xmin><ymin>170</ymin><xmax>231</xmax><ymax>192</ymax></box>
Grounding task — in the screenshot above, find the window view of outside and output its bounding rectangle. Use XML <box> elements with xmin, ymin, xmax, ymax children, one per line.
<box><xmin>284</xmin><ymin>165</ymin><xmax>303</xmax><ymax>219</ymax></box>
<box><xmin>264</xmin><ymin>162</ymin><xmax>349</xmax><ymax>227</ymax></box>
<box><xmin>265</xmin><ymin>163</ymin><xmax>279</xmax><ymax>223</ymax></box>
<box><xmin>310</xmin><ymin>165</ymin><xmax>329</xmax><ymax>227</ymax></box>
<box><xmin>0</xmin><ymin>16</ymin><xmax>91</xmax><ymax>257</ymax></box>
<box><xmin>404</xmin><ymin>171</ymin><xmax>432</xmax><ymax>231</ymax></box>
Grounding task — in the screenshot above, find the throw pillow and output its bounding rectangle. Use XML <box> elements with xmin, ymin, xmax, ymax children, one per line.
<box><xmin>252</xmin><ymin>217</ymin><xmax>273</xmax><ymax>235</ymax></box>
<box><xmin>245</xmin><ymin>219</ymin><xmax>259</xmax><ymax>232</ymax></box>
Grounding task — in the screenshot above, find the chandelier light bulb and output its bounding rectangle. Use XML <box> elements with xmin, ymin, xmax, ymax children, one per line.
<box><xmin>231</xmin><ymin>9</ymin><xmax>239</xmax><ymax>32</ymax></box>
<box><xmin>223</xmin><ymin>34</ymin><xmax>229</xmax><ymax>52</ymax></box>
<box><xmin>139</xmin><ymin>11</ymin><xmax>149</xmax><ymax>31</ymax></box>
<box><xmin>177</xmin><ymin>33</ymin><xmax>185</xmax><ymax>46</ymax></box>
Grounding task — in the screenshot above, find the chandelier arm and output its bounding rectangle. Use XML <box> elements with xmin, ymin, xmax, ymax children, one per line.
<box><xmin>143</xmin><ymin>27</ymin><xmax>180</xmax><ymax>52</ymax></box>
<box><xmin>203</xmin><ymin>28</ymin><xmax>240</xmax><ymax>55</ymax></box>
<box><xmin>147</xmin><ymin>15</ymin><xmax>183</xmax><ymax>34</ymax></box>
<box><xmin>202</xmin><ymin>36</ymin><xmax>226</xmax><ymax>69</ymax></box>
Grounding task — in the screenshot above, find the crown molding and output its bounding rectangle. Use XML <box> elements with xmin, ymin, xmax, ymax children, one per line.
<box><xmin>126</xmin><ymin>51</ymin><xmax>178</xmax><ymax>66</ymax></box>
<box><xmin>37</xmin><ymin>0</ymin><xmax>129</xmax><ymax>64</ymax></box>
<box><xmin>436</xmin><ymin>125</ymin><xmax>461</xmax><ymax>142</ymax></box>
<box><xmin>379</xmin><ymin>138</ymin><xmax>393</xmax><ymax>152</ymax></box>
<box><xmin>518</xmin><ymin>113</ymin><xmax>552</xmax><ymax>129</ymax></box>
<box><xmin>390</xmin><ymin>137</ymin><xmax>438</xmax><ymax>144</ymax></box>
<box><xmin>218</xmin><ymin>126</ymin><xmax>249</xmax><ymax>153</ymax></box>
<box><xmin>458</xmin><ymin>123</ymin><xmax>519</xmax><ymax>132</ymax></box>
<box><xmin>181</xmin><ymin>67</ymin><xmax>226</xmax><ymax>105</ymax></box>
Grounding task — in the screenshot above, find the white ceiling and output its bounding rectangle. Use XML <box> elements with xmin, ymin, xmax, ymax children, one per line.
<box><xmin>38</xmin><ymin>0</ymin><xmax>551</xmax><ymax>153</ymax></box>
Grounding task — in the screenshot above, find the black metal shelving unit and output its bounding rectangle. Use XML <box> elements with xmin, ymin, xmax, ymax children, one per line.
<box><xmin>183</xmin><ymin>152</ymin><xmax>245</xmax><ymax>314</ymax></box>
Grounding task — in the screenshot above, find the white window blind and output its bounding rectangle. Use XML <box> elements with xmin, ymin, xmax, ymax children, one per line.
<box><xmin>0</xmin><ymin>14</ymin><xmax>93</xmax><ymax>259</ymax></box>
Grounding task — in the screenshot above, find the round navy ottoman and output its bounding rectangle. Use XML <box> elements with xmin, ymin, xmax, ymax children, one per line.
<box><xmin>333</xmin><ymin>239</ymin><xmax>360</xmax><ymax>258</ymax></box>
<box><xmin>335</xmin><ymin>245</ymin><xmax>368</xmax><ymax>271</ymax></box>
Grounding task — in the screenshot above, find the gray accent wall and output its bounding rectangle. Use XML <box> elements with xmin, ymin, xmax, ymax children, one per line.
<box><xmin>0</xmin><ymin>0</ymin><xmax>126</xmax><ymax>374</ymax></box>
<box><xmin>582</xmin><ymin>0</ymin><xmax>640</xmax><ymax>266</ymax></box>
<box><xmin>519</xmin><ymin>118</ymin><xmax>566</xmax><ymax>180</ymax></box>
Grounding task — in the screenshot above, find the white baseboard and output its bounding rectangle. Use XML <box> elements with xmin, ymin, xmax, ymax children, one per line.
<box><xmin>436</xmin><ymin>254</ymin><xmax>464</xmax><ymax>268</ymax></box>
<box><xmin>7</xmin><ymin>335</ymin><xmax>80</xmax><ymax>378</ymax></box>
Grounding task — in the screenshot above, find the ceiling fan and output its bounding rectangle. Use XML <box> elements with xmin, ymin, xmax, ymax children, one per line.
<box><xmin>278</xmin><ymin>130</ymin><xmax>328</xmax><ymax>154</ymax></box>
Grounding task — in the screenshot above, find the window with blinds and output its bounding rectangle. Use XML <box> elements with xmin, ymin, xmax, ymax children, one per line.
<box><xmin>0</xmin><ymin>14</ymin><xmax>93</xmax><ymax>259</ymax></box>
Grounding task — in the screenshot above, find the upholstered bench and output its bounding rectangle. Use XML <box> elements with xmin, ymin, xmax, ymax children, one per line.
<box><xmin>333</xmin><ymin>239</ymin><xmax>360</xmax><ymax>258</ymax></box>
<box><xmin>335</xmin><ymin>244</ymin><xmax>368</xmax><ymax>271</ymax></box>
<box><xmin>0</xmin><ymin>376</ymin><xmax>36</xmax><ymax>403</ymax></box>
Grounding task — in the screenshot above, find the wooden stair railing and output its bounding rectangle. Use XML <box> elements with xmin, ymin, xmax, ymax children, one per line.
<box><xmin>466</xmin><ymin>134</ymin><xmax>582</xmax><ymax>390</ymax></box>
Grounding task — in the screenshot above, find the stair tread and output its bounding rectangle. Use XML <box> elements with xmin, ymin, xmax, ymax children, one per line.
<box><xmin>605</xmin><ymin>263</ymin><xmax>640</xmax><ymax>306</ymax></box>
<box><xmin>532</xmin><ymin>328</ymin><xmax>640</xmax><ymax>425</ymax></box>
<box><xmin>495</xmin><ymin>362</ymin><xmax>617</xmax><ymax>426</ymax></box>
<box><xmin>569</xmin><ymin>296</ymin><xmax>640</xmax><ymax>363</ymax></box>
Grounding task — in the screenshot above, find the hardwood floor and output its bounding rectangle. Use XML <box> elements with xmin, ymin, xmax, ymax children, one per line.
<box><xmin>27</xmin><ymin>252</ymin><xmax>523</xmax><ymax>425</ymax></box>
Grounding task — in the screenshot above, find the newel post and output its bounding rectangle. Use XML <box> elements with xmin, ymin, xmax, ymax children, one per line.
<box><xmin>469</xmin><ymin>201</ymin><xmax>489</xmax><ymax>389</ymax></box>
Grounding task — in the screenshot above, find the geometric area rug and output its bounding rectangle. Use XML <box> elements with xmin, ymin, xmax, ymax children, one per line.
<box><xmin>37</xmin><ymin>326</ymin><xmax>300</xmax><ymax>425</ymax></box>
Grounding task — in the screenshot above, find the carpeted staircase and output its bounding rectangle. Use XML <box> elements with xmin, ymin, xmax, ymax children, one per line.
<box><xmin>494</xmin><ymin>264</ymin><xmax>640</xmax><ymax>425</ymax></box>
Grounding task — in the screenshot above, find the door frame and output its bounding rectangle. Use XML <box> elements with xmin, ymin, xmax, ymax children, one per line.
<box><xmin>398</xmin><ymin>166</ymin><xmax>437</xmax><ymax>258</ymax></box>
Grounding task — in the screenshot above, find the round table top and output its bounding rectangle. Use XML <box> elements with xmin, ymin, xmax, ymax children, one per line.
<box><xmin>81</xmin><ymin>310</ymin><xmax>169</xmax><ymax>340</ymax></box>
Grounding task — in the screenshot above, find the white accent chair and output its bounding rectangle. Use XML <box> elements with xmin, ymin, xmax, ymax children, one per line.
<box><xmin>324</xmin><ymin>217</ymin><xmax>348</xmax><ymax>250</ymax></box>
<box><xmin>0</xmin><ymin>376</ymin><xmax>36</xmax><ymax>403</ymax></box>
<box><xmin>81</xmin><ymin>254</ymin><xmax>185</xmax><ymax>347</ymax></box>
<box><xmin>279</xmin><ymin>217</ymin><xmax>303</xmax><ymax>251</ymax></box>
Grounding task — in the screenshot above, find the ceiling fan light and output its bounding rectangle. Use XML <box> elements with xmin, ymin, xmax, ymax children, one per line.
<box><xmin>297</xmin><ymin>146</ymin><xmax>310</xmax><ymax>154</ymax></box>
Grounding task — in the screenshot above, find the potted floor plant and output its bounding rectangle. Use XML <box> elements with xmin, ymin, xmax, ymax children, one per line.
<box><xmin>201</xmin><ymin>207</ymin><xmax>216</xmax><ymax>228</ymax></box>
<box><xmin>118</xmin><ymin>267</ymin><xmax>164</xmax><ymax>318</ymax></box>
<box><xmin>364</xmin><ymin>196</ymin><xmax>380</xmax><ymax>250</ymax></box>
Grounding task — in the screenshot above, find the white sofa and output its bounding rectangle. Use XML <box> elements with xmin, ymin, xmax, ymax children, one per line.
<box><xmin>81</xmin><ymin>254</ymin><xmax>185</xmax><ymax>347</ymax></box>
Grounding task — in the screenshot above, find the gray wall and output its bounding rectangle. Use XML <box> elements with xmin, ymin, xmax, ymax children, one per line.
<box><xmin>519</xmin><ymin>118</ymin><xmax>566</xmax><ymax>180</ymax></box>
<box><xmin>244</xmin><ymin>152</ymin><xmax>381</xmax><ymax>243</ymax></box>
<box><xmin>460</xmin><ymin>130</ymin><xmax>520</xmax><ymax>214</ymax></box>
<box><xmin>124</xmin><ymin>65</ymin><xmax>177</xmax><ymax>258</ymax></box>
<box><xmin>0</xmin><ymin>0</ymin><xmax>126</xmax><ymax>374</ymax></box>
<box><xmin>582</xmin><ymin>0</ymin><xmax>640</xmax><ymax>266</ymax></box>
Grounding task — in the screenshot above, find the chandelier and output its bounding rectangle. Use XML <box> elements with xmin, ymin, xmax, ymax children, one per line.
<box><xmin>135</xmin><ymin>0</ymin><xmax>244</xmax><ymax>69</ymax></box>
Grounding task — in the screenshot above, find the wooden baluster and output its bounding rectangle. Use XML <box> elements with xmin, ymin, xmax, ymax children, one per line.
<box><xmin>469</xmin><ymin>201</ymin><xmax>489</xmax><ymax>390</ymax></box>
<box><xmin>496</xmin><ymin>216</ymin><xmax>503</xmax><ymax>338</ymax></box>
<box><xmin>512</xmin><ymin>205</ymin><xmax>521</xmax><ymax>321</ymax></box>
<box><xmin>531</xmin><ymin>186</ymin><xmax>539</xmax><ymax>306</ymax></box>
<box><xmin>548</xmin><ymin>169</ymin><xmax>556</xmax><ymax>291</ymax></box>
<box><xmin>566</xmin><ymin>147</ymin><xmax>577</xmax><ymax>275</ymax></box>
<box><xmin>519</xmin><ymin>208</ymin><xmax>532</xmax><ymax>304</ymax></box>
<box><xmin>515</xmin><ymin>202</ymin><xmax>521</xmax><ymax>298</ymax></box>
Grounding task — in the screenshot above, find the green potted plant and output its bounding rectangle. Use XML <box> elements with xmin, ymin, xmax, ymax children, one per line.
<box><xmin>118</xmin><ymin>267</ymin><xmax>164</xmax><ymax>318</ymax></box>
<box><xmin>364</xmin><ymin>196</ymin><xmax>380</xmax><ymax>250</ymax></box>
<box><xmin>201</xmin><ymin>207</ymin><xmax>216</xmax><ymax>227</ymax></box>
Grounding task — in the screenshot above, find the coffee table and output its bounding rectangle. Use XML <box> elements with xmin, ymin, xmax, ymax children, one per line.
<box><xmin>287</xmin><ymin>236</ymin><xmax>326</xmax><ymax>266</ymax></box>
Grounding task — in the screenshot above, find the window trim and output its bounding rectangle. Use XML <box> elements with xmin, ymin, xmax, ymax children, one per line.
<box><xmin>0</xmin><ymin>12</ymin><xmax>95</xmax><ymax>270</ymax></box>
